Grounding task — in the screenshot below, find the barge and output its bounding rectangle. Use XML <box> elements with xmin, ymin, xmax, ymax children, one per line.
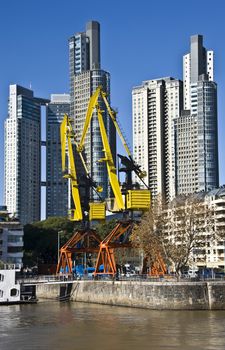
<box><xmin>0</xmin><ymin>264</ymin><xmax>37</xmax><ymax>305</ymax></box>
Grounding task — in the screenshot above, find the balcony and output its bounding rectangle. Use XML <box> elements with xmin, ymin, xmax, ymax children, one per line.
<box><xmin>7</xmin><ymin>252</ymin><xmax>23</xmax><ymax>258</ymax></box>
<box><xmin>7</xmin><ymin>241</ymin><xmax>23</xmax><ymax>247</ymax></box>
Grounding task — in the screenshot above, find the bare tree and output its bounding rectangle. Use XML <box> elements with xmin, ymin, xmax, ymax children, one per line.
<box><xmin>164</xmin><ymin>195</ymin><xmax>207</xmax><ymax>274</ymax></box>
<box><xmin>131</xmin><ymin>194</ymin><xmax>225</xmax><ymax>276</ymax></box>
<box><xmin>130</xmin><ymin>195</ymin><xmax>167</xmax><ymax>273</ymax></box>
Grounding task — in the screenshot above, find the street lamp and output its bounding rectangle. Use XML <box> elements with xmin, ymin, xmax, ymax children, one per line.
<box><xmin>57</xmin><ymin>230</ymin><xmax>63</xmax><ymax>262</ymax></box>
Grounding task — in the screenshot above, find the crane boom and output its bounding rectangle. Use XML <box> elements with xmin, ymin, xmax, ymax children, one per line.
<box><xmin>96</xmin><ymin>106</ymin><xmax>124</xmax><ymax>210</ymax></box>
<box><xmin>78</xmin><ymin>86</ymin><xmax>132</xmax><ymax>158</ymax></box>
<box><xmin>100</xmin><ymin>90</ymin><xmax>132</xmax><ymax>157</ymax></box>
<box><xmin>77</xmin><ymin>87</ymin><xmax>100</xmax><ymax>152</ymax></box>
<box><xmin>77</xmin><ymin>86</ymin><xmax>151</xmax><ymax>212</ymax></box>
<box><xmin>60</xmin><ymin>114</ymin><xmax>83</xmax><ymax>221</ymax></box>
<box><xmin>77</xmin><ymin>87</ymin><xmax>125</xmax><ymax>211</ymax></box>
<box><xmin>60</xmin><ymin>116</ymin><xmax>67</xmax><ymax>172</ymax></box>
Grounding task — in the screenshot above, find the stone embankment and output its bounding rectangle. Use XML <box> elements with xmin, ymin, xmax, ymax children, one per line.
<box><xmin>36</xmin><ymin>280</ymin><xmax>225</xmax><ymax>310</ymax></box>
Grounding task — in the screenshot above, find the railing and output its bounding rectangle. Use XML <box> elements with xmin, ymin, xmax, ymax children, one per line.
<box><xmin>2</xmin><ymin>263</ymin><xmax>22</xmax><ymax>270</ymax></box>
<box><xmin>16</xmin><ymin>273</ymin><xmax>225</xmax><ymax>284</ymax></box>
<box><xmin>17</xmin><ymin>274</ymin><xmax>71</xmax><ymax>284</ymax></box>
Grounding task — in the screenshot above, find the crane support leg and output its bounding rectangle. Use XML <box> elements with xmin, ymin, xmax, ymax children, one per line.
<box><xmin>94</xmin><ymin>221</ymin><xmax>133</xmax><ymax>277</ymax></box>
<box><xmin>94</xmin><ymin>246</ymin><xmax>116</xmax><ymax>276</ymax></box>
<box><xmin>142</xmin><ymin>254</ymin><xmax>167</xmax><ymax>276</ymax></box>
<box><xmin>57</xmin><ymin>251</ymin><xmax>73</xmax><ymax>274</ymax></box>
<box><xmin>56</xmin><ymin>229</ymin><xmax>101</xmax><ymax>275</ymax></box>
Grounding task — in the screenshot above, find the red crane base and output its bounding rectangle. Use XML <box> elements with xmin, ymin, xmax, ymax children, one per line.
<box><xmin>56</xmin><ymin>229</ymin><xmax>101</xmax><ymax>274</ymax></box>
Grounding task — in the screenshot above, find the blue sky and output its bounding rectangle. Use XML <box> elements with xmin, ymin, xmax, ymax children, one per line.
<box><xmin>0</xmin><ymin>0</ymin><xmax>224</xmax><ymax>204</ymax></box>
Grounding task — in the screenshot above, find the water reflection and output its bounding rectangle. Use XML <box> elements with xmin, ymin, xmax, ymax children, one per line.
<box><xmin>1</xmin><ymin>302</ymin><xmax>225</xmax><ymax>350</ymax></box>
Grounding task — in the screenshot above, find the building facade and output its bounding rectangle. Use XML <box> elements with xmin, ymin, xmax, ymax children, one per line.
<box><xmin>132</xmin><ymin>77</ymin><xmax>183</xmax><ymax>202</ymax></box>
<box><xmin>46</xmin><ymin>94</ymin><xmax>70</xmax><ymax>218</ymax></box>
<box><xmin>183</xmin><ymin>35</ymin><xmax>214</xmax><ymax>110</ymax></box>
<box><xmin>133</xmin><ymin>35</ymin><xmax>219</xmax><ymax>202</ymax></box>
<box><xmin>0</xmin><ymin>206</ymin><xmax>23</xmax><ymax>266</ymax></box>
<box><xmin>175</xmin><ymin>111</ymin><xmax>198</xmax><ymax>194</ymax></box>
<box><xmin>4</xmin><ymin>84</ymin><xmax>48</xmax><ymax>224</ymax></box>
<box><xmin>176</xmin><ymin>35</ymin><xmax>219</xmax><ymax>195</ymax></box>
<box><xmin>164</xmin><ymin>187</ymin><xmax>225</xmax><ymax>271</ymax></box>
<box><xmin>69</xmin><ymin>21</ymin><xmax>116</xmax><ymax>200</ymax></box>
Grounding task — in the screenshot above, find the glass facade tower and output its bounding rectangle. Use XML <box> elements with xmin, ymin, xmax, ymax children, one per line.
<box><xmin>4</xmin><ymin>85</ymin><xmax>48</xmax><ymax>224</ymax></box>
<box><xmin>176</xmin><ymin>35</ymin><xmax>219</xmax><ymax>195</ymax></box>
<box><xmin>46</xmin><ymin>94</ymin><xmax>70</xmax><ymax>217</ymax></box>
<box><xmin>69</xmin><ymin>21</ymin><xmax>116</xmax><ymax>200</ymax></box>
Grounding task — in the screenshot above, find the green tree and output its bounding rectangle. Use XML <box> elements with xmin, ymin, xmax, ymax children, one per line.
<box><xmin>23</xmin><ymin>216</ymin><xmax>79</xmax><ymax>266</ymax></box>
<box><xmin>94</xmin><ymin>218</ymin><xmax>117</xmax><ymax>240</ymax></box>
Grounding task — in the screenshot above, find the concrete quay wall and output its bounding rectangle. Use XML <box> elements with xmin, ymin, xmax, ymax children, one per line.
<box><xmin>36</xmin><ymin>280</ymin><xmax>225</xmax><ymax>310</ymax></box>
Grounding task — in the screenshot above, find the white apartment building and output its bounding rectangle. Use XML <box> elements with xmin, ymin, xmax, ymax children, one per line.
<box><xmin>165</xmin><ymin>187</ymin><xmax>225</xmax><ymax>270</ymax></box>
<box><xmin>0</xmin><ymin>206</ymin><xmax>23</xmax><ymax>266</ymax></box>
<box><xmin>199</xmin><ymin>187</ymin><xmax>225</xmax><ymax>269</ymax></box>
<box><xmin>133</xmin><ymin>35</ymin><xmax>218</xmax><ymax>203</ymax></box>
<box><xmin>132</xmin><ymin>77</ymin><xmax>183</xmax><ymax>202</ymax></box>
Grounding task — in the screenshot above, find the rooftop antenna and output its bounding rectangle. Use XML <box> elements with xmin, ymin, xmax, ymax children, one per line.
<box><xmin>29</xmin><ymin>82</ymin><xmax>32</xmax><ymax>89</ymax></box>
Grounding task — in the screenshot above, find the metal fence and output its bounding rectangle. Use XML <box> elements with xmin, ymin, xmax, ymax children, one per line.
<box><xmin>17</xmin><ymin>273</ymin><xmax>225</xmax><ymax>284</ymax></box>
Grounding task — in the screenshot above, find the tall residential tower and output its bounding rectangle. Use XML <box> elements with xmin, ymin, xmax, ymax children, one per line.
<box><xmin>4</xmin><ymin>85</ymin><xmax>48</xmax><ymax>224</ymax></box>
<box><xmin>69</xmin><ymin>21</ymin><xmax>116</xmax><ymax>200</ymax></box>
<box><xmin>46</xmin><ymin>94</ymin><xmax>70</xmax><ymax>218</ymax></box>
<box><xmin>132</xmin><ymin>35</ymin><xmax>219</xmax><ymax>202</ymax></box>
<box><xmin>132</xmin><ymin>78</ymin><xmax>183</xmax><ymax>202</ymax></box>
<box><xmin>176</xmin><ymin>35</ymin><xmax>219</xmax><ymax>195</ymax></box>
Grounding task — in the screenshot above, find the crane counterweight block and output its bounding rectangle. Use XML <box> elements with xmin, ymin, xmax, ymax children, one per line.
<box><xmin>126</xmin><ymin>190</ymin><xmax>151</xmax><ymax>210</ymax></box>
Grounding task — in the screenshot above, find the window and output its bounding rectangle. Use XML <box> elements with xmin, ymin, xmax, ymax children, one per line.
<box><xmin>10</xmin><ymin>288</ymin><xmax>19</xmax><ymax>297</ymax></box>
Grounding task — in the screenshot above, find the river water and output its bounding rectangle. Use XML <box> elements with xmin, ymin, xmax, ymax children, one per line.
<box><xmin>1</xmin><ymin>301</ymin><xmax>225</xmax><ymax>350</ymax></box>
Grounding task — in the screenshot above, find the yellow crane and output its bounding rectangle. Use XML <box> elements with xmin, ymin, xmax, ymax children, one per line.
<box><xmin>60</xmin><ymin>114</ymin><xmax>105</xmax><ymax>222</ymax></box>
<box><xmin>74</xmin><ymin>86</ymin><xmax>152</xmax><ymax>277</ymax></box>
<box><xmin>61</xmin><ymin>114</ymin><xmax>83</xmax><ymax>221</ymax></box>
<box><xmin>77</xmin><ymin>86</ymin><xmax>151</xmax><ymax>213</ymax></box>
<box><xmin>57</xmin><ymin>113</ymin><xmax>106</xmax><ymax>274</ymax></box>
<box><xmin>58</xmin><ymin>87</ymin><xmax>154</xmax><ymax>277</ymax></box>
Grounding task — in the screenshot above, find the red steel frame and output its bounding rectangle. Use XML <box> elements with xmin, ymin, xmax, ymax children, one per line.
<box><xmin>56</xmin><ymin>223</ymin><xmax>167</xmax><ymax>278</ymax></box>
<box><xmin>94</xmin><ymin>221</ymin><xmax>133</xmax><ymax>277</ymax></box>
<box><xmin>56</xmin><ymin>229</ymin><xmax>101</xmax><ymax>274</ymax></box>
<box><xmin>142</xmin><ymin>254</ymin><xmax>167</xmax><ymax>276</ymax></box>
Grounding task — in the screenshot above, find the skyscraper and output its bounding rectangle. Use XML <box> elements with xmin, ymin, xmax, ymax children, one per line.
<box><xmin>183</xmin><ymin>35</ymin><xmax>214</xmax><ymax>110</ymax></box>
<box><xmin>69</xmin><ymin>21</ymin><xmax>116</xmax><ymax>200</ymax></box>
<box><xmin>133</xmin><ymin>35</ymin><xmax>219</xmax><ymax>203</ymax></box>
<box><xmin>4</xmin><ymin>84</ymin><xmax>48</xmax><ymax>224</ymax></box>
<box><xmin>46</xmin><ymin>94</ymin><xmax>70</xmax><ymax>218</ymax></box>
<box><xmin>176</xmin><ymin>35</ymin><xmax>219</xmax><ymax>195</ymax></box>
<box><xmin>132</xmin><ymin>78</ymin><xmax>183</xmax><ymax>202</ymax></box>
